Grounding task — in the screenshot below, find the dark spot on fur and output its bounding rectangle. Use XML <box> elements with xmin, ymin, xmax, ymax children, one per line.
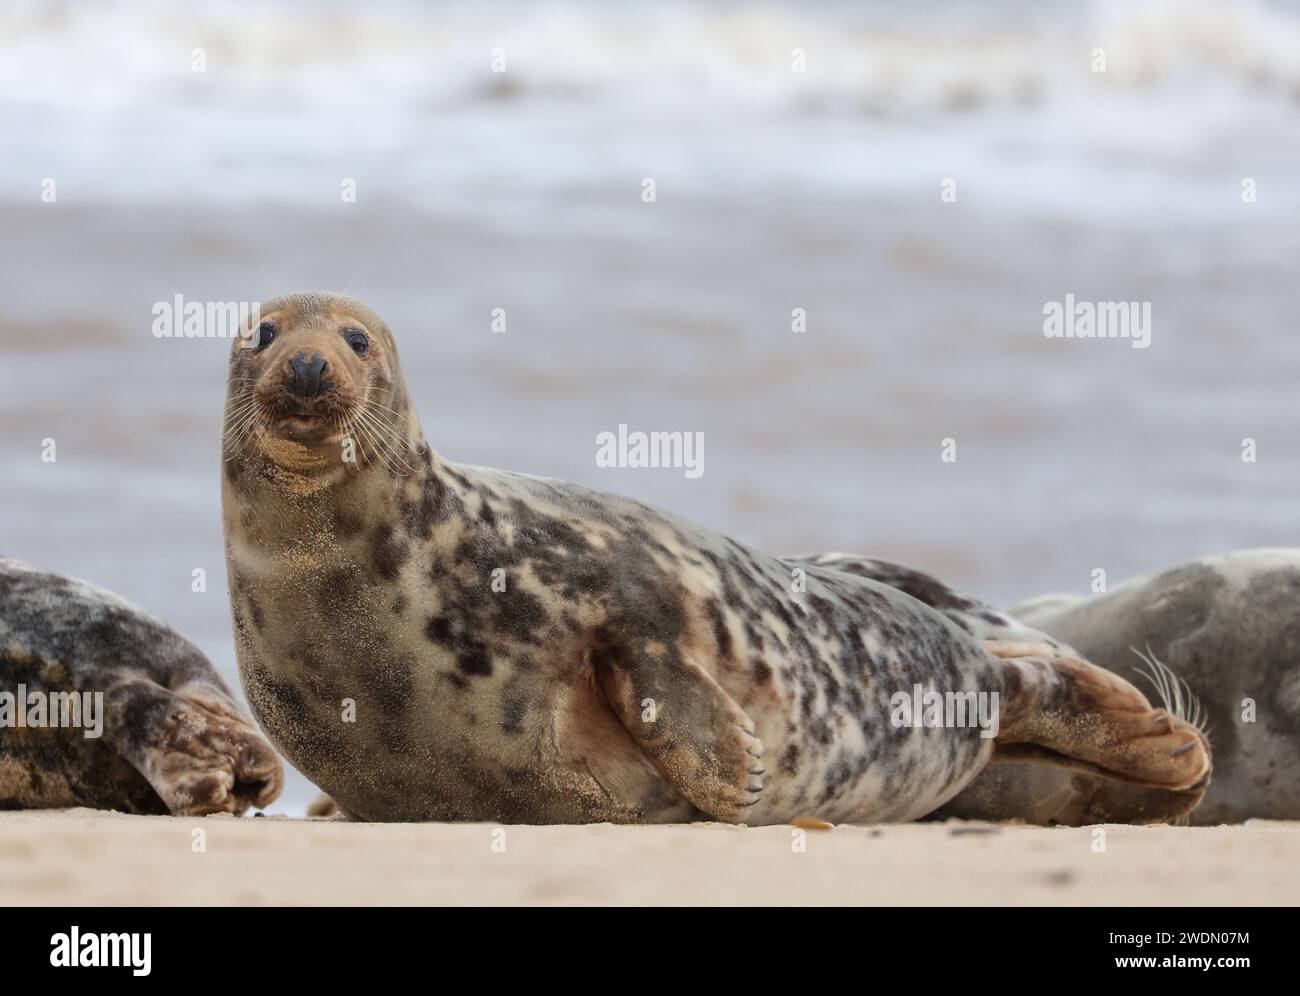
<box><xmin>336</xmin><ymin>509</ymin><xmax>364</xmax><ymax>539</ymax></box>
<box><xmin>371</xmin><ymin>524</ymin><xmax>409</xmax><ymax>581</ymax></box>
<box><xmin>247</xmin><ymin>595</ymin><xmax>265</xmax><ymax>633</ymax></box>
<box><xmin>458</xmin><ymin>647</ymin><xmax>492</xmax><ymax>677</ymax></box>
<box><xmin>779</xmin><ymin>744</ymin><xmax>800</xmax><ymax>775</ymax></box>
<box><xmin>501</xmin><ymin>696</ymin><xmax>526</xmax><ymax>735</ymax></box>
<box><xmin>403</xmin><ymin>472</ymin><xmax>449</xmax><ymax>538</ymax></box>
<box><xmin>317</xmin><ymin>568</ymin><xmax>356</xmax><ymax>616</ymax></box>
<box><xmin>706</xmin><ymin>599</ymin><xmax>733</xmax><ymax>661</ymax></box>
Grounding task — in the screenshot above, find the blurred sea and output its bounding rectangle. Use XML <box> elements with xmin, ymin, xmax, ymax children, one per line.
<box><xmin>2</xmin><ymin>0</ymin><xmax>1299</xmax><ymax>811</ymax></box>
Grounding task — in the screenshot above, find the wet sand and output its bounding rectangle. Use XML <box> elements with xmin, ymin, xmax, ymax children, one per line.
<box><xmin>1</xmin><ymin>810</ymin><xmax>1296</xmax><ymax>906</ymax></box>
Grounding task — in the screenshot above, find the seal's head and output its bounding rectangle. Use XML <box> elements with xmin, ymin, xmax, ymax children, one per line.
<box><xmin>224</xmin><ymin>293</ymin><xmax>415</xmax><ymax>477</ymax></box>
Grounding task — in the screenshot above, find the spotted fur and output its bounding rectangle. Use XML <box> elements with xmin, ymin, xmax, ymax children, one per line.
<box><xmin>0</xmin><ymin>558</ymin><xmax>282</xmax><ymax>814</ymax></box>
<box><xmin>787</xmin><ymin>553</ymin><xmax>1069</xmax><ymax>650</ymax></box>
<box><xmin>223</xmin><ymin>293</ymin><xmax>1209</xmax><ymax>825</ymax></box>
<box><xmin>790</xmin><ymin>552</ymin><xmax>1223</xmax><ymax>825</ymax></box>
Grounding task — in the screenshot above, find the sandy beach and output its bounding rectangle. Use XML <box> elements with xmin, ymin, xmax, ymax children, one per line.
<box><xmin>2</xmin><ymin>810</ymin><xmax>1296</xmax><ymax>906</ymax></box>
<box><xmin>5</xmin><ymin>1</ymin><xmax>1300</xmax><ymax>813</ymax></box>
<box><xmin>3</xmin><ymin>2</ymin><xmax>1299</xmax><ymax>910</ymax></box>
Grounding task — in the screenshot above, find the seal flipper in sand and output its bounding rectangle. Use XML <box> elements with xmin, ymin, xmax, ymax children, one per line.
<box><xmin>0</xmin><ymin>557</ymin><xmax>283</xmax><ymax>815</ymax></box>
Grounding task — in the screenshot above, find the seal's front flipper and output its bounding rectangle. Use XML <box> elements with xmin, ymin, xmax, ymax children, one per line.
<box><xmin>307</xmin><ymin>792</ymin><xmax>343</xmax><ymax>818</ymax></box>
<box><xmin>994</xmin><ymin>654</ymin><xmax>1211</xmax><ymax>793</ymax></box>
<box><xmin>597</xmin><ymin>649</ymin><xmax>764</xmax><ymax>823</ymax></box>
<box><xmin>105</xmin><ymin>678</ymin><xmax>284</xmax><ymax>816</ymax></box>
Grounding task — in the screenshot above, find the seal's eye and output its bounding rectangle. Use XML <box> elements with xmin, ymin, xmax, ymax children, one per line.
<box><xmin>254</xmin><ymin>323</ymin><xmax>277</xmax><ymax>352</ymax></box>
<box><xmin>344</xmin><ymin>328</ymin><xmax>369</xmax><ymax>356</ymax></box>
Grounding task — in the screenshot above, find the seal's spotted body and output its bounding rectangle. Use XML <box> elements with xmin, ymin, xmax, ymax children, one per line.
<box><xmin>0</xmin><ymin>558</ymin><xmax>282</xmax><ymax>815</ymax></box>
<box><xmin>787</xmin><ymin>554</ymin><xmax>1066</xmax><ymax>649</ymax></box>
<box><xmin>231</xmin><ymin>462</ymin><xmax>1004</xmax><ymax>823</ymax></box>
<box><xmin>224</xmin><ymin>293</ymin><xmax>1211</xmax><ymax>825</ymax></box>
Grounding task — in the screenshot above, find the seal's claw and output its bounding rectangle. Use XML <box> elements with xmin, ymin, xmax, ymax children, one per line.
<box><xmin>107</xmin><ymin>680</ymin><xmax>284</xmax><ymax>816</ymax></box>
<box><xmin>599</xmin><ymin>651</ymin><xmax>766</xmax><ymax>824</ymax></box>
<box><xmin>150</xmin><ymin>700</ymin><xmax>284</xmax><ymax>816</ymax></box>
<box><xmin>701</xmin><ymin>721</ymin><xmax>766</xmax><ymax>821</ymax></box>
<box><xmin>996</xmin><ymin>655</ymin><xmax>1212</xmax><ymax>794</ymax></box>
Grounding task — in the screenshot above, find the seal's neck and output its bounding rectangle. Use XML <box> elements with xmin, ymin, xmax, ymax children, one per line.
<box><xmin>223</xmin><ymin>409</ymin><xmax>471</xmax><ymax>563</ymax></box>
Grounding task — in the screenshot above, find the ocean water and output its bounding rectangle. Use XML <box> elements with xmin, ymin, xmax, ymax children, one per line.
<box><xmin>2</xmin><ymin>0</ymin><xmax>1299</xmax><ymax>812</ymax></box>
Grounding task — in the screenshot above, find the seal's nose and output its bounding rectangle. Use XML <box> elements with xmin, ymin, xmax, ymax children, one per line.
<box><xmin>286</xmin><ymin>352</ymin><xmax>329</xmax><ymax>397</ymax></box>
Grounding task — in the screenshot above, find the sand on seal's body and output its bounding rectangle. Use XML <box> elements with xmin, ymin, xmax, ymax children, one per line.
<box><xmin>1</xmin><ymin>810</ymin><xmax>1296</xmax><ymax>906</ymax></box>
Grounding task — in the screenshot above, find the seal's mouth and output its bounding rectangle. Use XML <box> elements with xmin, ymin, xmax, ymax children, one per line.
<box><xmin>272</xmin><ymin>410</ymin><xmax>338</xmax><ymax>445</ymax></box>
<box><xmin>256</xmin><ymin>391</ymin><xmax>350</xmax><ymax>444</ymax></box>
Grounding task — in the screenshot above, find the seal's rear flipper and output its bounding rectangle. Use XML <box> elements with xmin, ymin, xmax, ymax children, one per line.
<box><xmin>596</xmin><ymin>649</ymin><xmax>764</xmax><ymax>823</ymax></box>
<box><xmin>992</xmin><ymin>654</ymin><xmax>1211</xmax><ymax>793</ymax></box>
<box><xmin>307</xmin><ymin>792</ymin><xmax>343</xmax><ymax>818</ymax></box>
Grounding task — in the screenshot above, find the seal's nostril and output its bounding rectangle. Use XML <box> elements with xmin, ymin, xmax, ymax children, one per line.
<box><xmin>286</xmin><ymin>352</ymin><xmax>329</xmax><ymax>397</ymax></box>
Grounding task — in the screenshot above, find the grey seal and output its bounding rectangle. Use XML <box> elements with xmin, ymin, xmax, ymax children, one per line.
<box><xmin>999</xmin><ymin>549</ymin><xmax>1300</xmax><ymax>824</ymax></box>
<box><xmin>221</xmin><ymin>292</ymin><xmax>1209</xmax><ymax>824</ymax></box>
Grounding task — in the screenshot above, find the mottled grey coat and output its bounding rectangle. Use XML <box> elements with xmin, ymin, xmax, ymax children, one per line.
<box><xmin>223</xmin><ymin>293</ymin><xmax>1209</xmax><ymax>825</ymax></box>
<box><xmin>0</xmin><ymin>558</ymin><xmax>281</xmax><ymax>815</ymax></box>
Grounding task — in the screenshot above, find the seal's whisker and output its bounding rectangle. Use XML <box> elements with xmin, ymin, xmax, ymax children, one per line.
<box><xmin>221</xmin><ymin>400</ymin><xmax>260</xmax><ymax>428</ymax></box>
<box><xmin>336</xmin><ymin>411</ymin><xmax>354</xmax><ymax>465</ymax></box>
<box><xmin>222</xmin><ymin>398</ymin><xmax>261</xmax><ymax>431</ymax></box>
<box><xmin>343</xmin><ymin>409</ymin><xmax>380</xmax><ymax>472</ymax></box>
<box><xmin>345</xmin><ymin>410</ymin><xmax>382</xmax><ymax>472</ymax></box>
<box><xmin>223</xmin><ymin>417</ymin><xmax>262</xmax><ymax>462</ymax></box>
<box><xmin>361</xmin><ymin>397</ymin><xmax>410</xmax><ymax>421</ymax></box>
<box><xmin>357</xmin><ymin>421</ymin><xmax>413</xmax><ymax>477</ymax></box>
<box><xmin>348</xmin><ymin>409</ymin><xmax>397</xmax><ymax>475</ymax></box>
<box><xmin>222</xmin><ymin>390</ymin><xmax>259</xmax><ymax>411</ymax></box>
<box><xmin>357</xmin><ymin>397</ymin><xmax>409</xmax><ymax>437</ymax></box>
<box><xmin>348</xmin><ymin>421</ymin><xmax>384</xmax><ymax>472</ymax></box>
<box><xmin>353</xmin><ymin>405</ymin><xmax>414</xmax><ymax>475</ymax></box>
<box><xmin>223</xmin><ymin>399</ymin><xmax>266</xmax><ymax>457</ymax></box>
<box><xmin>207</xmin><ymin>405</ymin><xmax>260</xmax><ymax>458</ymax></box>
<box><xmin>1131</xmin><ymin>646</ymin><xmax>1172</xmax><ymax>714</ymax></box>
<box><xmin>355</xmin><ymin>414</ymin><xmax>412</xmax><ymax>472</ymax></box>
<box><xmin>221</xmin><ymin>408</ymin><xmax>261</xmax><ymax>452</ymax></box>
<box><xmin>1130</xmin><ymin>645</ymin><xmax>1207</xmax><ymax>733</ymax></box>
<box><xmin>356</xmin><ymin>402</ymin><xmax>416</xmax><ymax>466</ymax></box>
<box><xmin>332</xmin><ymin>411</ymin><xmax>350</xmax><ymax>466</ymax></box>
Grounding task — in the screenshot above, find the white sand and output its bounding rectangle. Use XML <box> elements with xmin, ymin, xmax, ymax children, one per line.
<box><xmin>2</xmin><ymin>810</ymin><xmax>1296</xmax><ymax>906</ymax></box>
